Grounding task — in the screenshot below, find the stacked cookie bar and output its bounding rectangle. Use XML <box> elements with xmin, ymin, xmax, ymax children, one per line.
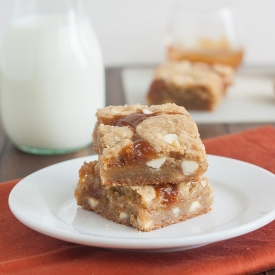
<box><xmin>75</xmin><ymin>103</ymin><xmax>213</xmax><ymax>231</ymax></box>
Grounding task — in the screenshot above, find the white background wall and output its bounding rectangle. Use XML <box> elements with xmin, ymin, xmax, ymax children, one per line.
<box><xmin>0</xmin><ymin>0</ymin><xmax>275</xmax><ymax>67</ymax></box>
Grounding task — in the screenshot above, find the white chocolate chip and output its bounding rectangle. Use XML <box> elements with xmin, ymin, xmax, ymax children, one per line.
<box><xmin>163</xmin><ymin>134</ymin><xmax>179</xmax><ymax>144</ymax></box>
<box><xmin>178</xmin><ymin>182</ymin><xmax>191</xmax><ymax>195</ymax></box>
<box><xmin>119</xmin><ymin>212</ymin><xmax>128</xmax><ymax>219</ymax></box>
<box><xmin>164</xmin><ymin>134</ymin><xmax>178</xmax><ymax>144</ymax></box>
<box><xmin>190</xmin><ymin>201</ymin><xmax>201</xmax><ymax>212</ymax></box>
<box><xmin>181</xmin><ymin>160</ymin><xmax>198</xmax><ymax>175</ymax></box>
<box><xmin>173</xmin><ymin>207</ymin><xmax>180</xmax><ymax>215</ymax></box>
<box><xmin>201</xmin><ymin>179</ymin><xmax>207</xmax><ymax>187</ymax></box>
<box><xmin>146</xmin><ymin>157</ymin><xmax>166</xmax><ymax>169</ymax></box>
<box><xmin>137</xmin><ymin>217</ymin><xmax>142</xmax><ymax>227</ymax></box>
<box><xmin>88</xmin><ymin>197</ymin><xmax>99</xmax><ymax>208</ymax></box>
<box><xmin>142</xmin><ymin>109</ymin><xmax>153</xmax><ymax>114</ymax></box>
<box><xmin>172</xmin><ymin>139</ymin><xmax>181</xmax><ymax>148</ymax></box>
<box><xmin>132</xmin><ymin>186</ymin><xmax>156</xmax><ymax>205</ymax></box>
<box><xmin>137</xmin><ymin>216</ymin><xmax>153</xmax><ymax>230</ymax></box>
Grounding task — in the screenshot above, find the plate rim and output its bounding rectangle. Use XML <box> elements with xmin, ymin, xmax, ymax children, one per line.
<box><xmin>8</xmin><ymin>154</ymin><xmax>275</xmax><ymax>250</ymax></box>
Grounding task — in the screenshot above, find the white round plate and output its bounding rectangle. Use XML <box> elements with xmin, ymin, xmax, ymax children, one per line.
<box><xmin>9</xmin><ymin>155</ymin><xmax>275</xmax><ymax>252</ymax></box>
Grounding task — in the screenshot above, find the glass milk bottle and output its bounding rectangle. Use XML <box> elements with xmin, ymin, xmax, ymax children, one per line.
<box><xmin>0</xmin><ymin>0</ymin><xmax>105</xmax><ymax>154</ymax></box>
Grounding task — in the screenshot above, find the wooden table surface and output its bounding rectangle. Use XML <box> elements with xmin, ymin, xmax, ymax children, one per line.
<box><xmin>0</xmin><ymin>67</ymin><xmax>275</xmax><ymax>275</ymax></box>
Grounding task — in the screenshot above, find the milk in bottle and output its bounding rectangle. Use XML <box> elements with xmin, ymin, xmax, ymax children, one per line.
<box><xmin>0</xmin><ymin>0</ymin><xmax>105</xmax><ymax>154</ymax></box>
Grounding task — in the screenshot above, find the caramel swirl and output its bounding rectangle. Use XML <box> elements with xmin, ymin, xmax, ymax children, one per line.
<box><xmin>155</xmin><ymin>184</ymin><xmax>178</xmax><ymax>205</ymax></box>
<box><xmin>100</xmin><ymin>110</ymin><xmax>182</xmax><ymax>164</ymax></box>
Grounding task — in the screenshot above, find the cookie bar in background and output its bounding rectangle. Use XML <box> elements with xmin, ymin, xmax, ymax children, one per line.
<box><xmin>146</xmin><ymin>61</ymin><xmax>234</xmax><ymax>111</ymax></box>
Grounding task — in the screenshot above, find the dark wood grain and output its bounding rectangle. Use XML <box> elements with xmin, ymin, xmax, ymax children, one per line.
<box><xmin>197</xmin><ymin>123</ymin><xmax>227</xmax><ymax>139</ymax></box>
<box><xmin>0</xmin><ymin>67</ymin><xmax>274</xmax><ymax>275</ymax></box>
<box><xmin>105</xmin><ymin>67</ymin><xmax>126</xmax><ymax>105</ymax></box>
<box><xmin>227</xmin><ymin>122</ymin><xmax>275</xmax><ymax>133</ymax></box>
<box><xmin>0</xmin><ymin>140</ymin><xmax>94</xmax><ymax>181</ymax></box>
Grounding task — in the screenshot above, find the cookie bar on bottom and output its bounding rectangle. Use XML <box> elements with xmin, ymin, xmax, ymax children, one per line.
<box><xmin>74</xmin><ymin>161</ymin><xmax>214</xmax><ymax>232</ymax></box>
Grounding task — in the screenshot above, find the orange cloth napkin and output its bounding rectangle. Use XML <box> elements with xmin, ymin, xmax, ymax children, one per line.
<box><xmin>1</xmin><ymin>125</ymin><xmax>275</xmax><ymax>275</ymax></box>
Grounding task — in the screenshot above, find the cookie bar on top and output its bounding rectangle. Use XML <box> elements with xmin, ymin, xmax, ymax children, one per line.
<box><xmin>146</xmin><ymin>61</ymin><xmax>234</xmax><ymax>111</ymax></box>
<box><xmin>92</xmin><ymin>103</ymin><xmax>208</xmax><ymax>186</ymax></box>
<box><xmin>74</xmin><ymin>161</ymin><xmax>214</xmax><ymax>232</ymax></box>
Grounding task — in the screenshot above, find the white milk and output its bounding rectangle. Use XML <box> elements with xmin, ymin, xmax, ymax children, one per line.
<box><xmin>0</xmin><ymin>14</ymin><xmax>105</xmax><ymax>153</ymax></box>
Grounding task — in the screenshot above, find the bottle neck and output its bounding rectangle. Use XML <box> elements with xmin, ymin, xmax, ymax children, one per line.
<box><xmin>12</xmin><ymin>0</ymin><xmax>84</xmax><ymax>20</ymax></box>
